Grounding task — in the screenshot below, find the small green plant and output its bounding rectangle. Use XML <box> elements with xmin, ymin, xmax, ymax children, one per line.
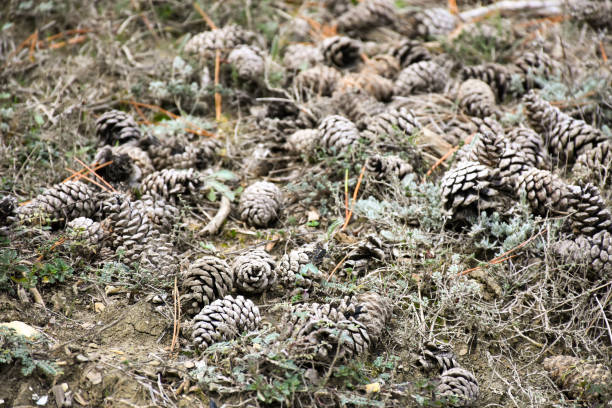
<box><xmin>333</xmin><ymin>361</ymin><xmax>370</xmax><ymax>390</ymax></box>
<box><xmin>0</xmin><ymin>327</ymin><xmax>59</xmax><ymax>377</ymax></box>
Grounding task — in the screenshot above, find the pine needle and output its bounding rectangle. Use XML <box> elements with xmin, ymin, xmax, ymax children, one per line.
<box><xmin>342</xmin><ymin>164</ymin><xmax>366</xmax><ymax>231</ymax></box>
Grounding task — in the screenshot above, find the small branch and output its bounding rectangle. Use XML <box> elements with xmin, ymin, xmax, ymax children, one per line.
<box><xmin>459</xmin><ymin>0</ymin><xmax>564</xmax><ymax>22</ymax></box>
<box><xmin>170</xmin><ymin>276</ymin><xmax>180</xmax><ymax>353</ymax></box>
<box><xmin>200</xmin><ymin>196</ymin><xmax>231</xmax><ymax>236</ymax></box>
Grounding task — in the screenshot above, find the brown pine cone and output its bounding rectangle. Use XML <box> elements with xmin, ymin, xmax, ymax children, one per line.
<box><xmin>343</xmin><ymin>235</ymin><xmax>386</xmax><ymax>277</ymax></box>
<box><xmin>497</xmin><ymin>143</ymin><xmax>533</xmax><ymax>189</ymax></box>
<box><xmin>568</xmin><ymin>0</ymin><xmax>612</xmax><ymax>30</ymax></box>
<box><xmin>403</xmin><ymin>8</ymin><xmax>458</xmax><ymax>38</ymax></box>
<box><xmin>232</xmin><ymin>249</ymin><xmax>277</xmax><ymax>294</ymax></box>
<box><xmin>461</xmin><ymin>63</ymin><xmax>514</xmax><ymax>102</ymax></box>
<box><xmin>139</xmin><ymin>234</ymin><xmax>178</xmax><ymax>278</ymax></box>
<box><xmin>391</xmin><ymin>40</ymin><xmax>431</xmax><ymax>68</ymax></box>
<box><xmin>361</xmin><ymin>54</ymin><xmax>400</xmax><ymax>79</ymax></box>
<box><xmin>332</xmin><ymin>89</ymin><xmax>387</xmax><ymax>129</ymax></box>
<box><xmin>349</xmin><ymin>291</ymin><xmax>391</xmax><ymax>344</ymax></box>
<box><xmin>548</xmin><ymin>116</ymin><xmax>607</xmax><ymax>166</ymax></box>
<box><xmin>16</xmin><ymin>181</ymin><xmax>98</xmax><ymax>227</ymax></box>
<box><xmin>238</xmin><ymin>181</ymin><xmax>283</xmax><ymax>228</ymax></box>
<box><xmin>191</xmin><ymin>295</ymin><xmax>261</xmax><ymax>350</ymax></box>
<box><xmin>366</xmin><ymin>154</ymin><xmax>413</xmax><ymax>181</ymax></box>
<box><xmin>513</xmin><ymin>51</ymin><xmax>558</xmax><ymax>88</ymax></box>
<box><xmin>181</xmin><ymin>256</ymin><xmax>233</xmax><ymax>316</ymax></box>
<box><xmin>140</xmin><ymin>169</ymin><xmax>203</xmax><ymax>203</ymax></box>
<box><xmin>227</xmin><ymin>45</ymin><xmax>265</xmax><ymax>81</ymax></box>
<box><xmin>66</xmin><ymin>217</ymin><xmax>107</xmax><ymax>248</ymax></box>
<box><xmin>516</xmin><ymin>168</ymin><xmax>572</xmax><ymax>216</ymax></box>
<box><xmin>507</xmin><ymin>127</ymin><xmax>550</xmax><ymax>170</ymax></box>
<box><xmin>95</xmin><ymin>110</ymin><xmax>141</xmax><ymax>146</ymax></box>
<box><xmin>361</xmin><ymin>107</ymin><xmax>420</xmax><ymax>142</ymax></box>
<box><xmin>286</xmin><ymin>129</ymin><xmax>319</xmax><ymax>154</ymax></box>
<box><xmin>318</xmin><ymin>115</ymin><xmax>360</xmax><ymax>155</ymax></box>
<box><xmin>185</xmin><ymin>25</ymin><xmax>257</xmax><ymax>59</ymax></box>
<box><xmin>282</xmin><ymin>44</ymin><xmax>324</xmax><ymax>72</ymax></box>
<box><xmin>339</xmin><ymin>72</ymin><xmax>394</xmax><ymax>102</ymax></box>
<box><xmin>573</xmin><ymin>141</ymin><xmax>612</xmax><ymax>185</ymax></box>
<box><xmin>320</xmin><ymin>36</ymin><xmax>362</xmax><ymax>68</ymax></box>
<box><xmin>457</xmin><ymin>79</ymin><xmax>498</xmax><ymax>118</ymax></box>
<box><xmin>335</xmin><ymin>0</ymin><xmax>397</xmax><ymax>33</ymax></box>
<box><xmin>442</xmin><ymin>119</ymin><xmax>477</xmax><ymax>146</ymax></box>
<box><xmin>459</xmin><ymin>131</ymin><xmax>505</xmax><ymax>168</ymax></box>
<box><xmin>435</xmin><ymin>367</ymin><xmax>479</xmax><ymax>407</ymax></box>
<box><xmin>112</xmin><ymin>143</ymin><xmax>155</xmax><ymax>177</ymax></box>
<box><xmin>277</xmin><ymin>242</ymin><xmax>326</xmax><ymax>290</ymax></box>
<box><xmin>441</xmin><ymin>161</ymin><xmax>502</xmax><ymax>217</ymax></box>
<box><xmin>294</xmin><ymin>65</ymin><xmax>342</xmax><ymax>98</ymax></box>
<box><xmin>147</xmin><ymin>138</ymin><xmax>220</xmax><ymax>171</ymax></box>
<box><xmin>0</xmin><ymin>196</ymin><xmax>16</xmax><ymax>226</ymax></box>
<box><xmin>133</xmin><ymin>195</ymin><xmax>179</xmax><ymax>234</ymax></box>
<box><xmin>394</xmin><ymin>61</ymin><xmax>448</xmax><ymax>95</ymax></box>
<box><xmin>93</xmin><ymin>147</ymin><xmax>141</xmax><ymax>186</ymax></box>
<box><xmin>522</xmin><ymin>90</ymin><xmax>566</xmax><ymax>136</ymax></box>
<box><xmin>543</xmin><ymin>355</ymin><xmax>612</xmax><ymax>403</ymax></box>
<box><xmin>553</xmin><ymin>230</ymin><xmax>612</xmax><ymax>278</ymax></box>
<box><xmin>567</xmin><ymin>183</ymin><xmax>612</xmax><ymax>235</ymax></box>
<box><xmin>417</xmin><ymin>342</ymin><xmax>459</xmax><ymax>374</ymax></box>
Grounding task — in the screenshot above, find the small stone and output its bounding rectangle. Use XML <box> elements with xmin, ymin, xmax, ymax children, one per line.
<box><xmin>94</xmin><ymin>302</ymin><xmax>105</xmax><ymax>313</ymax></box>
<box><xmin>75</xmin><ymin>354</ymin><xmax>89</xmax><ymax>363</ymax></box>
<box><xmin>0</xmin><ymin>321</ymin><xmax>41</xmax><ymax>339</ymax></box>
<box><xmin>184</xmin><ymin>360</ymin><xmax>195</xmax><ymax>369</ymax></box>
<box><xmin>86</xmin><ymin>370</ymin><xmax>102</xmax><ymax>385</ymax></box>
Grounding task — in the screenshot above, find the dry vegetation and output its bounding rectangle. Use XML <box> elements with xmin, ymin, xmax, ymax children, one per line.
<box><xmin>0</xmin><ymin>0</ymin><xmax>611</xmax><ymax>407</ymax></box>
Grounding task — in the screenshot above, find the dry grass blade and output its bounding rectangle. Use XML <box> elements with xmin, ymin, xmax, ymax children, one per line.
<box><xmin>74</xmin><ymin>158</ymin><xmax>116</xmax><ymax>193</ymax></box>
<box><xmin>62</xmin><ymin>160</ymin><xmax>113</xmax><ymax>184</ymax></box>
<box><xmin>341</xmin><ymin>164</ymin><xmax>366</xmax><ymax>230</ymax></box>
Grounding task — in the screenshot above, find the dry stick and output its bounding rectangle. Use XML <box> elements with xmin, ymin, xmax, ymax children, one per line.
<box><xmin>29</xmin><ymin>30</ymin><xmax>38</xmax><ymax>62</ymax></box>
<box><xmin>424</xmin><ymin>145</ymin><xmax>459</xmax><ymax>180</ymax></box>
<box><xmin>74</xmin><ymin>158</ymin><xmax>117</xmax><ymax>192</ymax></box>
<box><xmin>130</xmin><ymin>102</ymin><xmax>153</xmax><ymax>125</ymax></box>
<box><xmin>62</xmin><ymin>160</ymin><xmax>113</xmax><ymax>184</ymax></box>
<box><xmin>448</xmin><ymin>0</ymin><xmax>459</xmax><ymax>15</ymax></box>
<box><xmin>214</xmin><ymin>49</ymin><xmax>222</xmax><ymax>121</ymax></box>
<box><xmin>595</xmin><ymin>296</ymin><xmax>612</xmax><ymax>344</ymax></box>
<box><xmin>459</xmin><ymin>0</ymin><xmax>563</xmax><ymax>22</ymax></box>
<box><xmin>341</xmin><ymin>164</ymin><xmax>366</xmax><ymax>231</ymax></box>
<box><xmin>200</xmin><ymin>196</ymin><xmax>231</xmax><ymax>235</ymax></box>
<box><xmin>344</xmin><ymin>168</ymin><xmax>349</xmax><ymax>221</ymax></box>
<box><xmin>327</xmin><ymin>253</ymin><xmax>350</xmax><ymax>281</ymax></box>
<box><xmin>170</xmin><ymin>276</ymin><xmax>180</xmax><ymax>353</ymax></box>
<box><xmin>600</xmin><ymin>41</ymin><xmax>608</xmax><ymax>63</ymax></box>
<box><xmin>458</xmin><ymin>228</ymin><xmax>546</xmax><ymax>276</ymax></box>
<box><xmin>193</xmin><ymin>2</ymin><xmax>217</xmax><ymax>30</ymax></box>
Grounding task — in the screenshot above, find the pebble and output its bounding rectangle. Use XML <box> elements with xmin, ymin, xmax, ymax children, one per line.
<box><xmin>183</xmin><ymin>361</ymin><xmax>195</xmax><ymax>369</ymax></box>
<box><xmin>75</xmin><ymin>354</ymin><xmax>89</xmax><ymax>363</ymax></box>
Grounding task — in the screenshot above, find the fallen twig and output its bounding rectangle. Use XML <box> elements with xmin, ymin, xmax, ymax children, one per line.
<box><xmin>459</xmin><ymin>0</ymin><xmax>564</xmax><ymax>22</ymax></box>
<box><xmin>199</xmin><ymin>196</ymin><xmax>231</xmax><ymax>236</ymax></box>
<box><xmin>341</xmin><ymin>164</ymin><xmax>366</xmax><ymax>231</ymax></box>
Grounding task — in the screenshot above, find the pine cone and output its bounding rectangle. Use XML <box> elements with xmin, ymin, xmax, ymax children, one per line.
<box><xmin>95</xmin><ymin>110</ymin><xmax>141</xmax><ymax>146</ymax></box>
<box><xmin>558</xmin><ymin>230</ymin><xmax>612</xmax><ymax>278</ymax></box>
<box><xmin>361</xmin><ymin>107</ymin><xmax>420</xmax><ymax>142</ymax></box>
<box><xmin>461</xmin><ymin>63</ymin><xmax>514</xmax><ymax>102</ymax></box>
<box><xmin>569</xmin><ymin>0</ymin><xmax>612</xmax><ymax>30</ymax></box>
<box><xmin>435</xmin><ymin>367</ymin><xmax>479</xmax><ymax>407</ymax></box>
<box><xmin>133</xmin><ymin>195</ymin><xmax>179</xmax><ymax>234</ymax></box>
<box><xmin>349</xmin><ymin>292</ymin><xmax>391</xmax><ymax>344</ymax></box>
<box><xmin>232</xmin><ymin>249</ymin><xmax>276</xmax><ymax>294</ymax></box>
<box><xmin>227</xmin><ymin>45</ymin><xmax>265</xmax><ymax>81</ymax></box>
<box><xmin>332</xmin><ymin>89</ymin><xmax>387</xmax><ymax>129</ymax></box>
<box><xmin>567</xmin><ymin>183</ymin><xmax>612</xmax><ymax>235</ymax></box>
<box><xmin>497</xmin><ymin>143</ymin><xmax>532</xmax><ymax>189</ymax></box>
<box><xmin>286</xmin><ymin>129</ymin><xmax>320</xmax><ymax>154</ymax></box>
<box><xmin>318</xmin><ymin>115</ymin><xmax>360</xmax><ymax>155</ymax></box>
<box><xmin>442</xmin><ymin>119</ymin><xmax>477</xmax><ymax>146</ymax></box>
<box><xmin>0</xmin><ymin>196</ymin><xmax>17</xmax><ymax>226</ymax></box>
<box><xmin>548</xmin><ymin>116</ymin><xmax>607</xmax><ymax>166</ymax></box>
<box><xmin>147</xmin><ymin>138</ymin><xmax>220</xmax><ymax>170</ymax></box>
<box><xmin>113</xmin><ymin>144</ymin><xmax>155</xmax><ymax>177</ymax></box>
<box><xmin>185</xmin><ymin>25</ymin><xmax>257</xmax><ymax>59</ymax></box>
<box><xmin>139</xmin><ymin>234</ymin><xmax>178</xmax><ymax>278</ymax></box>
<box><xmin>574</xmin><ymin>141</ymin><xmax>612</xmax><ymax>185</ymax></box>
<box><xmin>66</xmin><ymin>217</ymin><xmax>106</xmax><ymax>247</ymax></box>
<box><xmin>366</xmin><ymin>154</ymin><xmax>413</xmax><ymax>181</ymax></box>
<box><xmin>294</xmin><ymin>65</ymin><xmax>342</xmax><ymax>97</ymax></box>
<box><xmin>277</xmin><ymin>242</ymin><xmax>326</xmax><ymax>290</ymax></box>
<box><xmin>238</xmin><ymin>181</ymin><xmax>282</xmax><ymax>228</ymax></box>
<box><xmin>507</xmin><ymin>127</ymin><xmax>550</xmax><ymax>170</ymax></box>
<box><xmin>335</xmin><ymin>0</ymin><xmax>397</xmax><ymax>33</ymax></box>
<box><xmin>320</xmin><ymin>36</ymin><xmax>362</xmax><ymax>68</ymax></box>
<box><xmin>339</xmin><ymin>72</ymin><xmax>394</xmax><ymax>102</ymax></box>
<box><xmin>361</xmin><ymin>54</ymin><xmax>400</xmax><ymax>79</ymax></box>
<box><xmin>516</xmin><ymin>168</ymin><xmax>572</xmax><ymax>216</ymax></box>
<box><xmin>543</xmin><ymin>355</ymin><xmax>612</xmax><ymax>403</ymax></box>
<box><xmin>343</xmin><ymin>235</ymin><xmax>386</xmax><ymax>277</ymax></box>
<box><xmin>191</xmin><ymin>295</ymin><xmax>261</xmax><ymax>350</ymax></box>
<box><xmin>457</xmin><ymin>79</ymin><xmax>498</xmax><ymax>118</ymax></box>
<box><xmin>513</xmin><ymin>51</ymin><xmax>557</xmax><ymax>88</ymax></box>
<box><xmin>522</xmin><ymin>90</ymin><xmax>565</xmax><ymax>135</ymax></box>
<box><xmin>93</xmin><ymin>147</ymin><xmax>141</xmax><ymax>186</ymax></box>
<box><xmin>460</xmin><ymin>131</ymin><xmax>504</xmax><ymax>168</ymax></box>
<box><xmin>394</xmin><ymin>61</ymin><xmax>448</xmax><ymax>95</ymax></box>
<box><xmin>282</xmin><ymin>44</ymin><xmax>324</xmax><ymax>71</ymax></box>
<box><xmin>417</xmin><ymin>342</ymin><xmax>459</xmax><ymax>374</ymax></box>
<box><xmin>404</xmin><ymin>8</ymin><xmax>458</xmax><ymax>38</ymax></box>
<box><xmin>140</xmin><ymin>169</ymin><xmax>203</xmax><ymax>203</ymax></box>
<box><xmin>440</xmin><ymin>161</ymin><xmax>502</xmax><ymax>217</ymax></box>
<box><xmin>181</xmin><ymin>256</ymin><xmax>233</xmax><ymax>316</ymax></box>
<box><xmin>391</xmin><ymin>40</ymin><xmax>431</xmax><ymax>68</ymax></box>
<box><xmin>16</xmin><ymin>181</ymin><xmax>98</xmax><ymax>227</ymax></box>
